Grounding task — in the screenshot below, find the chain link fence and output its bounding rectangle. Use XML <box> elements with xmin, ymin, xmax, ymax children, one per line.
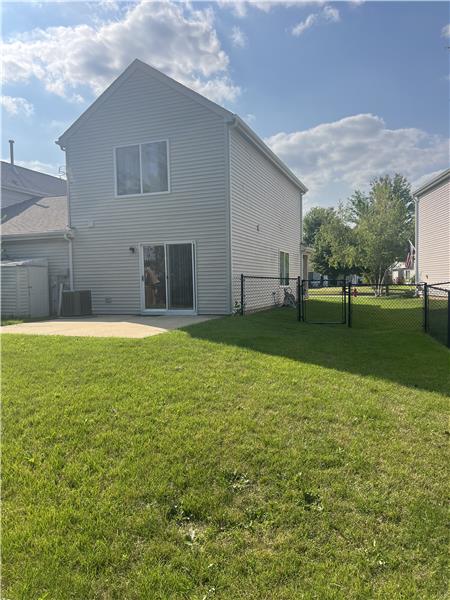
<box><xmin>348</xmin><ymin>283</ymin><xmax>424</xmax><ymax>331</ymax></box>
<box><xmin>235</xmin><ymin>275</ymin><xmax>450</xmax><ymax>348</ymax></box>
<box><xmin>425</xmin><ymin>284</ymin><xmax>450</xmax><ymax>347</ymax></box>
<box><xmin>237</xmin><ymin>275</ymin><xmax>300</xmax><ymax>315</ymax></box>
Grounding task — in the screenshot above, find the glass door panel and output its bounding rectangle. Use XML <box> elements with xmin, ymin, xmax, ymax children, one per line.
<box><xmin>143</xmin><ymin>245</ymin><xmax>166</xmax><ymax>309</ymax></box>
<box><xmin>167</xmin><ymin>243</ymin><xmax>194</xmax><ymax>310</ymax></box>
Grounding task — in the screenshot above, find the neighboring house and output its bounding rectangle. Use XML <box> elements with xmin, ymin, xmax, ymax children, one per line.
<box><xmin>391</xmin><ymin>261</ymin><xmax>413</xmax><ymax>284</ymax></box>
<box><xmin>56</xmin><ymin>59</ymin><xmax>307</xmax><ymax>315</ymax></box>
<box><xmin>413</xmin><ymin>168</ymin><xmax>450</xmax><ymax>285</ymax></box>
<box><xmin>301</xmin><ymin>244</ymin><xmax>313</xmax><ymax>281</ymax></box>
<box><xmin>1</xmin><ymin>161</ymin><xmax>70</xmax><ymax>313</ymax></box>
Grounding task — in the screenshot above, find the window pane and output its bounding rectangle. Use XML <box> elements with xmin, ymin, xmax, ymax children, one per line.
<box><xmin>143</xmin><ymin>245</ymin><xmax>166</xmax><ymax>309</ymax></box>
<box><xmin>142</xmin><ymin>141</ymin><xmax>168</xmax><ymax>193</ymax></box>
<box><xmin>116</xmin><ymin>145</ymin><xmax>140</xmax><ymax>196</ymax></box>
<box><xmin>280</xmin><ymin>251</ymin><xmax>289</xmax><ymax>285</ymax></box>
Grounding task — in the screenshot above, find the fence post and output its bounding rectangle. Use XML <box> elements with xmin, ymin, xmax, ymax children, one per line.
<box><xmin>347</xmin><ymin>282</ymin><xmax>352</xmax><ymax>327</ymax></box>
<box><xmin>297</xmin><ymin>276</ymin><xmax>301</xmax><ymax>322</ymax></box>
<box><xmin>423</xmin><ymin>283</ymin><xmax>428</xmax><ymax>332</ymax></box>
<box><xmin>447</xmin><ymin>291</ymin><xmax>450</xmax><ymax>348</ymax></box>
<box><xmin>240</xmin><ymin>273</ymin><xmax>244</xmax><ymax>316</ymax></box>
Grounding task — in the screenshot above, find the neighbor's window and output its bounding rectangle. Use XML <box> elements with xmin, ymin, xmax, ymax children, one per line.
<box><xmin>115</xmin><ymin>141</ymin><xmax>169</xmax><ymax>196</ymax></box>
<box><xmin>279</xmin><ymin>251</ymin><xmax>290</xmax><ymax>285</ymax></box>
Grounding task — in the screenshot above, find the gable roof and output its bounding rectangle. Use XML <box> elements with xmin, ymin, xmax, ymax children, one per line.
<box><xmin>2</xmin><ymin>195</ymin><xmax>68</xmax><ymax>237</ymax></box>
<box><xmin>56</xmin><ymin>59</ymin><xmax>232</xmax><ymax>148</ymax></box>
<box><xmin>56</xmin><ymin>59</ymin><xmax>307</xmax><ymax>193</ymax></box>
<box><xmin>1</xmin><ymin>161</ymin><xmax>66</xmax><ymax>198</ymax></box>
<box><xmin>413</xmin><ymin>168</ymin><xmax>450</xmax><ymax>198</ymax></box>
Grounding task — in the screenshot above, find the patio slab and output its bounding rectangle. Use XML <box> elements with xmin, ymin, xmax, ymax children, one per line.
<box><xmin>0</xmin><ymin>315</ymin><xmax>217</xmax><ymax>339</ymax></box>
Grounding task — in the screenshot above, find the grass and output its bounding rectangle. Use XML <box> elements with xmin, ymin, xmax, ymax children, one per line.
<box><xmin>1</xmin><ymin>318</ymin><xmax>25</xmax><ymax>326</ymax></box>
<box><xmin>2</xmin><ymin>304</ymin><xmax>449</xmax><ymax>599</ymax></box>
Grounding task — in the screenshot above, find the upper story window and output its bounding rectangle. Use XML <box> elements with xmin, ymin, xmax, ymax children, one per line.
<box><xmin>115</xmin><ymin>141</ymin><xmax>169</xmax><ymax>196</ymax></box>
<box><xmin>279</xmin><ymin>251</ymin><xmax>290</xmax><ymax>285</ymax></box>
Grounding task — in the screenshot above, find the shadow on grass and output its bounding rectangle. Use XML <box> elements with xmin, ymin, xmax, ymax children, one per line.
<box><xmin>182</xmin><ymin>307</ymin><xmax>450</xmax><ymax>396</ymax></box>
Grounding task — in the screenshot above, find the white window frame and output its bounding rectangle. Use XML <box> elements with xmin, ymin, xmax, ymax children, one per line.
<box><xmin>113</xmin><ymin>139</ymin><xmax>170</xmax><ymax>198</ymax></box>
<box><xmin>279</xmin><ymin>250</ymin><xmax>290</xmax><ymax>286</ymax></box>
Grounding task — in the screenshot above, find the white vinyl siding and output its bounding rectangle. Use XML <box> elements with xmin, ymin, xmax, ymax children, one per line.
<box><xmin>65</xmin><ymin>66</ymin><xmax>229</xmax><ymax>315</ymax></box>
<box><xmin>229</xmin><ymin>127</ymin><xmax>302</xmax><ymax>302</ymax></box>
<box><xmin>2</xmin><ymin>238</ymin><xmax>70</xmax><ymax>313</ymax></box>
<box><xmin>417</xmin><ymin>178</ymin><xmax>450</xmax><ymax>285</ymax></box>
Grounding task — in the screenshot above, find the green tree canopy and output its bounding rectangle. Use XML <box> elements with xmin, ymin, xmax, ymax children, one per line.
<box><xmin>352</xmin><ymin>174</ymin><xmax>414</xmax><ymax>287</ymax></box>
<box><xmin>303</xmin><ymin>206</ymin><xmax>335</xmax><ymax>247</ymax></box>
<box><xmin>305</xmin><ymin>174</ymin><xmax>414</xmax><ymax>286</ymax></box>
<box><xmin>312</xmin><ymin>209</ymin><xmax>355</xmax><ymax>279</ymax></box>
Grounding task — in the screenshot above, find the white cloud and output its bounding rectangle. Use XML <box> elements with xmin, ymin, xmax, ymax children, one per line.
<box><xmin>245</xmin><ymin>113</ymin><xmax>256</xmax><ymax>124</ymax></box>
<box><xmin>292</xmin><ymin>3</ymin><xmax>339</xmax><ymax>36</ymax></box>
<box><xmin>265</xmin><ymin>113</ymin><xmax>450</xmax><ymax>203</ymax></box>
<box><xmin>411</xmin><ymin>169</ymin><xmax>444</xmax><ymax>191</ymax></box>
<box><xmin>1</xmin><ymin>95</ymin><xmax>34</xmax><ymax>117</ymax></box>
<box><xmin>441</xmin><ymin>24</ymin><xmax>450</xmax><ymax>37</ymax></box>
<box><xmin>230</xmin><ymin>25</ymin><xmax>247</xmax><ymax>48</ymax></box>
<box><xmin>217</xmin><ymin>0</ymin><xmax>248</xmax><ymax>17</ymax></box>
<box><xmin>1</xmin><ymin>1</ymin><xmax>240</xmax><ymax>104</ymax></box>
<box><xmin>14</xmin><ymin>160</ymin><xmax>62</xmax><ymax>176</ymax></box>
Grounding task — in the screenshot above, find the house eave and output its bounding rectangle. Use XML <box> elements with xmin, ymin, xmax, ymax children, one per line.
<box><xmin>2</xmin><ymin>229</ymin><xmax>71</xmax><ymax>242</ymax></box>
<box><xmin>413</xmin><ymin>168</ymin><xmax>450</xmax><ymax>198</ymax></box>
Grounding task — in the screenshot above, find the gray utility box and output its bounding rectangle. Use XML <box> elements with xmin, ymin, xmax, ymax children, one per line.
<box><xmin>61</xmin><ymin>290</ymin><xmax>92</xmax><ymax>317</ymax></box>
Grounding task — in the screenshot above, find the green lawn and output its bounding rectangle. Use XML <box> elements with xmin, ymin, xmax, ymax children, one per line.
<box><xmin>2</xmin><ymin>307</ymin><xmax>449</xmax><ymax>599</ymax></box>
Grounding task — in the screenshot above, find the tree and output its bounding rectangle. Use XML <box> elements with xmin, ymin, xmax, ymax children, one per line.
<box><xmin>351</xmin><ymin>174</ymin><xmax>414</xmax><ymax>291</ymax></box>
<box><xmin>312</xmin><ymin>209</ymin><xmax>356</xmax><ymax>279</ymax></box>
<box><xmin>303</xmin><ymin>206</ymin><xmax>335</xmax><ymax>247</ymax></box>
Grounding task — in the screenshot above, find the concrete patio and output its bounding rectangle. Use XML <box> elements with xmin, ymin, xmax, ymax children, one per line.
<box><xmin>0</xmin><ymin>315</ymin><xmax>217</xmax><ymax>339</ymax></box>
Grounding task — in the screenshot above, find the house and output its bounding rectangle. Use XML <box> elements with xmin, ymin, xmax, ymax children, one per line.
<box><xmin>390</xmin><ymin>261</ymin><xmax>413</xmax><ymax>284</ymax></box>
<box><xmin>1</xmin><ymin>159</ymin><xmax>70</xmax><ymax>313</ymax></box>
<box><xmin>54</xmin><ymin>59</ymin><xmax>307</xmax><ymax>315</ymax></box>
<box><xmin>413</xmin><ymin>168</ymin><xmax>450</xmax><ymax>285</ymax></box>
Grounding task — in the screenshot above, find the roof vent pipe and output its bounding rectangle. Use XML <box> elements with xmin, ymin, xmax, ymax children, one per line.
<box><xmin>9</xmin><ymin>139</ymin><xmax>14</xmax><ymax>165</ymax></box>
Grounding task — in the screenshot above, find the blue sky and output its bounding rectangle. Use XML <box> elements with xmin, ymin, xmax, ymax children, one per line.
<box><xmin>1</xmin><ymin>1</ymin><xmax>449</xmax><ymax>207</ymax></box>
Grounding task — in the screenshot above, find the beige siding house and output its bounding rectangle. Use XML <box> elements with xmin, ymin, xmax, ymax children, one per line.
<box><xmin>56</xmin><ymin>59</ymin><xmax>307</xmax><ymax>316</ymax></box>
<box><xmin>414</xmin><ymin>169</ymin><xmax>450</xmax><ymax>285</ymax></box>
<box><xmin>1</xmin><ymin>162</ymin><xmax>69</xmax><ymax>313</ymax></box>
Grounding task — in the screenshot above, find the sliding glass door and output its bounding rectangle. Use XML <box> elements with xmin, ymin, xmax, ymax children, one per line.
<box><xmin>142</xmin><ymin>242</ymin><xmax>195</xmax><ymax>312</ymax></box>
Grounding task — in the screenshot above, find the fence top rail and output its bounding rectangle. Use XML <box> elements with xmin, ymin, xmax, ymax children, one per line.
<box><xmin>428</xmin><ymin>285</ymin><xmax>450</xmax><ymax>293</ymax></box>
<box><xmin>351</xmin><ymin>282</ymin><xmax>420</xmax><ymax>287</ymax></box>
<box><xmin>242</xmin><ymin>275</ymin><xmax>299</xmax><ymax>281</ymax></box>
<box><xmin>427</xmin><ymin>281</ymin><xmax>450</xmax><ymax>287</ymax></box>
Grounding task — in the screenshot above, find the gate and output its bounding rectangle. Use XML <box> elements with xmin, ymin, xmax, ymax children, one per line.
<box><xmin>300</xmin><ymin>280</ymin><xmax>348</xmax><ymax>324</ymax></box>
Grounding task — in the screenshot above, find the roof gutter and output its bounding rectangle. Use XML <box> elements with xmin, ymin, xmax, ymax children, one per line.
<box><xmin>227</xmin><ymin>115</ymin><xmax>308</xmax><ymax>194</ymax></box>
<box><xmin>413</xmin><ymin>168</ymin><xmax>450</xmax><ymax>197</ymax></box>
<box><xmin>2</xmin><ymin>228</ymin><xmax>73</xmax><ymax>242</ymax></box>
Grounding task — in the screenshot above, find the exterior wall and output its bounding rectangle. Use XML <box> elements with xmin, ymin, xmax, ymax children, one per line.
<box><xmin>417</xmin><ymin>179</ymin><xmax>450</xmax><ymax>284</ymax></box>
<box><xmin>65</xmin><ymin>67</ymin><xmax>229</xmax><ymax>314</ymax></box>
<box><xmin>2</xmin><ymin>238</ymin><xmax>69</xmax><ymax>313</ymax></box>
<box><xmin>229</xmin><ymin>127</ymin><xmax>302</xmax><ymax>304</ymax></box>
<box><xmin>1</xmin><ymin>267</ymin><xmax>18</xmax><ymax>316</ymax></box>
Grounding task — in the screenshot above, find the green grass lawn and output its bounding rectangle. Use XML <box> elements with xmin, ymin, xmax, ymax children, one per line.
<box><xmin>2</xmin><ymin>307</ymin><xmax>449</xmax><ymax>599</ymax></box>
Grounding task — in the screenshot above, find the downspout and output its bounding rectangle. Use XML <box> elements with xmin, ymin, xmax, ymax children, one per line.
<box><xmin>64</xmin><ymin>230</ymin><xmax>74</xmax><ymax>291</ymax></box>
<box><xmin>299</xmin><ymin>192</ymin><xmax>303</xmax><ymax>281</ymax></box>
<box><xmin>226</xmin><ymin>116</ymin><xmax>238</xmax><ymax>313</ymax></box>
<box><xmin>414</xmin><ymin>195</ymin><xmax>419</xmax><ymax>283</ymax></box>
<box><xmin>58</xmin><ymin>142</ymin><xmax>75</xmax><ymax>291</ymax></box>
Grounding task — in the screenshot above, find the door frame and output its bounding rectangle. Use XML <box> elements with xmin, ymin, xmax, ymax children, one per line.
<box><xmin>139</xmin><ymin>240</ymin><xmax>197</xmax><ymax>315</ymax></box>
